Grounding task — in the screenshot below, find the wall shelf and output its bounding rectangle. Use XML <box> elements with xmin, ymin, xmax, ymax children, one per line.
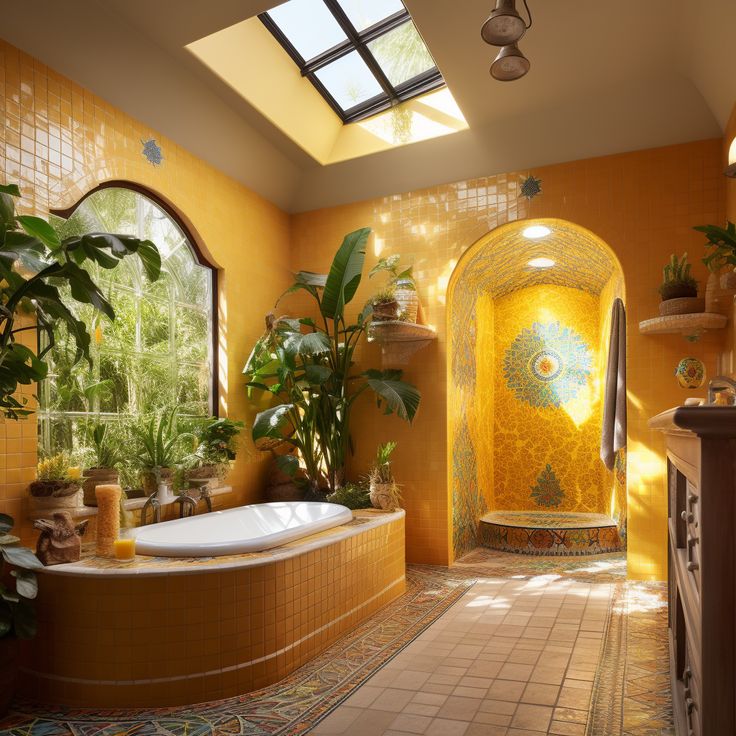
<box><xmin>367</xmin><ymin>321</ymin><xmax>437</xmax><ymax>365</ymax></box>
<box><xmin>638</xmin><ymin>312</ymin><xmax>727</xmax><ymax>341</ymax></box>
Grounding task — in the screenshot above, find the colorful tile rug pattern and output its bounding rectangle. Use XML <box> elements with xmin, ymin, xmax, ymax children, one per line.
<box><xmin>480</xmin><ymin>511</ymin><xmax>623</xmax><ymax>555</ymax></box>
<box><xmin>1</xmin><ymin>550</ymin><xmax>671</xmax><ymax>736</ymax></box>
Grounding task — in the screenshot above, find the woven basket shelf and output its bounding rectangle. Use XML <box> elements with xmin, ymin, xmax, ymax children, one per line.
<box><xmin>367</xmin><ymin>321</ymin><xmax>437</xmax><ymax>365</ymax></box>
<box><xmin>639</xmin><ymin>312</ymin><xmax>727</xmax><ymax>339</ymax></box>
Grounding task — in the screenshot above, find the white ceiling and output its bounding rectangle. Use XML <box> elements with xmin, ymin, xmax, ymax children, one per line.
<box><xmin>3</xmin><ymin>0</ymin><xmax>735</xmax><ymax>212</ymax></box>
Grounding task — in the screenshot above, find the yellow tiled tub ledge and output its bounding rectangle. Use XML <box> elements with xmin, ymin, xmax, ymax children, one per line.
<box><xmin>19</xmin><ymin>510</ymin><xmax>406</xmax><ymax>708</ymax></box>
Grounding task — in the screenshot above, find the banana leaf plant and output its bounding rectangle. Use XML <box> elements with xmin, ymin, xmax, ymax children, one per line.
<box><xmin>0</xmin><ymin>513</ymin><xmax>43</xmax><ymax>640</ymax></box>
<box><xmin>695</xmin><ymin>221</ymin><xmax>736</xmax><ymax>272</ymax></box>
<box><xmin>0</xmin><ymin>183</ymin><xmax>161</xmax><ymax>419</ymax></box>
<box><xmin>244</xmin><ymin>227</ymin><xmax>421</xmax><ymax>495</ymax></box>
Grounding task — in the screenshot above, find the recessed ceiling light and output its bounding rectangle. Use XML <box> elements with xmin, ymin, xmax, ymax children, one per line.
<box><xmin>523</xmin><ymin>225</ymin><xmax>551</xmax><ymax>239</ymax></box>
<box><xmin>528</xmin><ymin>257</ymin><xmax>555</xmax><ymax>269</ymax></box>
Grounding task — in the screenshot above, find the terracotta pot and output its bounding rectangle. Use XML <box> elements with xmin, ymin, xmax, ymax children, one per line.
<box><xmin>372</xmin><ymin>299</ymin><xmax>400</xmax><ymax>321</ymax></box>
<box><xmin>28</xmin><ymin>480</ymin><xmax>79</xmax><ymax>498</ymax></box>
<box><xmin>28</xmin><ymin>487</ymin><xmax>83</xmax><ymax>513</ymax></box>
<box><xmin>141</xmin><ymin>467</ymin><xmax>172</xmax><ymax>496</ymax></box>
<box><xmin>82</xmin><ymin>468</ymin><xmax>119</xmax><ymax>506</ymax></box>
<box><xmin>658</xmin><ymin>297</ymin><xmax>704</xmax><ymax>316</ymax></box>
<box><xmin>0</xmin><ymin>637</ymin><xmax>18</xmax><ymax>716</ymax></box>
<box><xmin>394</xmin><ymin>278</ymin><xmax>419</xmax><ymax>323</ymax></box>
<box><xmin>185</xmin><ymin>464</ymin><xmax>219</xmax><ymax>480</ymax></box>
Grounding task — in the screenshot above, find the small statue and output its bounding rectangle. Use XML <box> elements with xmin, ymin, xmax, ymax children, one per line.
<box><xmin>34</xmin><ymin>512</ymin><xmax>89</xmax><ymax>566</ymax></box>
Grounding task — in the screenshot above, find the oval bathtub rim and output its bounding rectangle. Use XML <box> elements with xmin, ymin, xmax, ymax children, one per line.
<box><xmin>38</xmin><ymin>508</ymin><xmax>405</xmax><ymax>578</ymax></box>
<box><xmin>131</xmin><ymin>501</ymin><xmax>355</xmax><ymax>557</ymax></box>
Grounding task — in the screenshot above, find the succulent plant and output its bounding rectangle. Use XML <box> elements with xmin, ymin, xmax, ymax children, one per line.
<box><xmin>659</xmin><ymin>253</ymin><xmax>698</xmax><ymax>301</ymax></box>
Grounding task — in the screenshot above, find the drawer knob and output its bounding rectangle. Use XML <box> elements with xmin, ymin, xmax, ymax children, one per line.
<box><xmin>681</xmin><ymin>511</ymin><xmax>695</xmax><ymax>523</ymax></box>
<box><xmin>686</xmin><ymin>697</ymin><xmax>696</xmax><ymax>714</ymax></box>
<box><xmin>687</xmin><ymin>561</ymin><xmax>699</xmax><ymax>572</ymax></box>
<box><xmin>688</xmin><ymin>493</ymin><xmax>698</xmax><ymax>504</ymax></box>
<box><xmin>683</xmin><ymin>667</ymin><xmax>691</xmax><ymax>682</ymax></box>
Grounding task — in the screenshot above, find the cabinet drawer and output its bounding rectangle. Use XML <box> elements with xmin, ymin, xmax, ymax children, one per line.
<box><xmin>682</xmin><ymin>481</ymin><xmax>700</xmax><ymax>593</ymax></box>
<box><xmin>684</xmin><ymin>636</ymin><xmax>702</xmax><ymax>736</ymax></box>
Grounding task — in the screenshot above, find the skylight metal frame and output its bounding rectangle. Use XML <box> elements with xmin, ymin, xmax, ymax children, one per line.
<box><xmin>259</xmin><ymin>0</ymin><xmax>444</xmax><ymax>123</ymax></box>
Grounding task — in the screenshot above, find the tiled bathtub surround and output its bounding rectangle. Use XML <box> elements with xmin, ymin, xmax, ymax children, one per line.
<box><xmin>19</xmin><ymin>510</ymin><xmax>405</xmax><ymax>708</ymax></box>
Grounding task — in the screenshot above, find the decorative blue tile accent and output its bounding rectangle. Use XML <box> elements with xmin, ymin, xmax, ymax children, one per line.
<box><xmin>530</xmin><ymin>463</ymin><xmax>565</xmax><ymax>507</ymax></box>
<box><xmin>141</xmin><ymin>138</ymin><xmax>163</xmax><ymax>166</ymax></box>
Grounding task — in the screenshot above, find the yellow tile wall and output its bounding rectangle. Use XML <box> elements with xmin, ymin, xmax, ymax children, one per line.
<box><xmin>0</xmin><ymin>39</ymin><xmax>292</xmax><ymax>542</ymax></box>
<box><xmin>0</xmin><ymin>36</ymin><xmax>730</xmax><ymax>579</ymax></box>
<box><xmin>292</xmin><ymin>139</ymin><xmax>725</xmax><ymax>578</ymax></box>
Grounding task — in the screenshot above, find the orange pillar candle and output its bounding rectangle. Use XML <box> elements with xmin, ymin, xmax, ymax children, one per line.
<box><xmin>113</xmin><ymin>537</ymin><xmax>136</xmax><ymax>561</ymax></box>
<box><xmin>95</xmin><ymin>484</ymin><xmax>121</xmax><ymax>557</ymax></box>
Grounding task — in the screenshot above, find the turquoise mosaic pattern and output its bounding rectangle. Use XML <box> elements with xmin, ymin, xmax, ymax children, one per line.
<box><xmin>452</xmin><ymin>415</ymin><xmax>487</xmax><ymax>558</ymax></box>
<box><xmin>530</xmin><ymin>463</ymin><xmax>565</xmax><ymax>507</ymax></box>
<box><xmin>504</xmin><ymin>321</ymin><xmax>592</xmax><ymax>407</ymax></box>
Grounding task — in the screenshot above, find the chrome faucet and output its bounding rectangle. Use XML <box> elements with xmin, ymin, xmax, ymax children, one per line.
<box><xmin>140</xmin><ymin>492</ymin><xmax>161</xmax><ymax>525</ymax></box>
<box><xmin>707</xmin><ymin>375</ymin><xmax>736</xmax><ymax>404</ymax></box>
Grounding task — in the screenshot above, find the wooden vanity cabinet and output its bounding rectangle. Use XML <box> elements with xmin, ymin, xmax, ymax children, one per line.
<box><xmin>650</xmin><ymin>406</ymin><xmax>736</xmax><ymax>736</ymax></box>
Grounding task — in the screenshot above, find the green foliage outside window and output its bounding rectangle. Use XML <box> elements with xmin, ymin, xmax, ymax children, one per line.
<box><xmin>40</xmin><ymin>188</ymin><xmax>214</xmax><ymax>471</ymax></box>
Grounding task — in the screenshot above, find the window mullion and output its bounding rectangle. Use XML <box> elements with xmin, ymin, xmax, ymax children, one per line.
<box><xmin>321</xmin><ymin>0</ymin><xmax>399</xmax><ymax>102</ymax></box>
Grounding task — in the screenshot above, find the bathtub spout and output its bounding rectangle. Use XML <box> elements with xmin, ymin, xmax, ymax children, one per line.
<box><xmin>176</xmin><ymin>494</ymin><xmax>198</xmax><ymax>518</ymax></box>
<box><xmin>199</xmin><ymin>486</ymin><xmax>213</xmax><ymax>513</ymax></box>
<box><xmin>140</xmin><ymin>493</ymin><xmax>161</xmax><ymax>526</ymax></box>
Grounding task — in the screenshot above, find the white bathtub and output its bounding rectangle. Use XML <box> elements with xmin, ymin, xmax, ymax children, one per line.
<box><xmin>131</xmin><ymin>501</ymin><xmax>353</xmax><ymax>557</ymax></box>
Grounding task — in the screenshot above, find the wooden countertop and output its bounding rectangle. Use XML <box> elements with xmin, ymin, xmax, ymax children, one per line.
<box><xmin>649</xmin><ymin>405</ymin><xmax>736</xmax><ymax>438</ymax></box>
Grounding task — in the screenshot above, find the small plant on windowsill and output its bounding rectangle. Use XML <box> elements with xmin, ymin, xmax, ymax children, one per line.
<box><xmin>28</xmin><ymin>453</ymin><xmax>82</xmax><ymax>512</ymax></box>
<box><xmin>81</xmin><ymin>424</ymin><xmax>122</xmax><ymax>506</ymax></box>
<box><xmin>185</xmin><ymin>417</ymin><xmax>244</xmax><ymax>484</ymax></box>
<box><xmin>0</xmin><ymin>512</ymin><xmax>43</xmax><ymax>715</ymax></box>
<box><xmin>133</xmin><ymin>408</ymin><xmax>194</xmax><ymax>496</ymax></box>
<box><xmin>0</xmin><ymin>183</ymin><xmax>161</xmax><ymax>419</ymax></box>
<box><xmin>658</xmin><ymin>253</ymin><xmax>703</xmax><ymax>316</ymax></box>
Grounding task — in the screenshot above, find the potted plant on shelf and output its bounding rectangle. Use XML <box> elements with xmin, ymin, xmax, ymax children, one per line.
<box><xmin>695</xmin><ymin>220</ymin><xmax>736</xmax><ymax>290</ymax></box>
<box><xmin>133</xmin><ymin>408</ymin><xmax>193</xmax><ymax>499</ymax></box>
<box><xmin>244</xmin><ymin>228</ymin><xmax>421</xmax><ymax>497</ymax></box>
<box><xmin>658</xmin><ymin>253</ymin><xmax>703</xmax><ymax>316</ymax></box>
<box><xmin>369</xmin><ymin>287</ymin><xmax>401</xmax><ymax>322</ymax></box>
<box><xmin>0</xmin><ymin>513</ymin><xmax>43</xmax><ymax>715</ymax></box>
<box><xmin>186</xmin><ymin>417</ymin><xmax>244</xmax><ymax>485</ymax></box>
<box><xmin>368</xmin><ymin>442</ymin><xmax>402</xmax><ymax>511</ymax></box>
<box><xmin>29</xmin><ymin>454</ymin><xmax>82</xmax><ymax>513</ymax></box>
<box><xmin>82</xmin><ymin>423</ymin><xmax>121</xmax><ymax>506</ymax></box>
<box><xmin>369</xmin><ymin>254</ymin><xmax>419</xmax><ymax>323</ymax></box>
<box><xmin>0</xmin><ymin>183</ymin><xmax>161</xmax><ymax>420</ymax></box>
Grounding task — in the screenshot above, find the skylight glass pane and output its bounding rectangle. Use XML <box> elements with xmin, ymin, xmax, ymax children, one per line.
<box><xmin>314</xmin><ymin>51</ymin><xmax>384</xmax><ymax>110</ymax></box>
<box><xmin>336</xmin><ymin>0</ymin><xmax>405</xmax><ymax>31</ymax></box>
<box><xmin>368</xmin><ymin>21</ymin><xmax>436</xmax><ymax>87</ymax></box>
<box><xmin>268</xmin><ymin>0</ymin><xmax>347</xmax><ymax>61</ymax></box>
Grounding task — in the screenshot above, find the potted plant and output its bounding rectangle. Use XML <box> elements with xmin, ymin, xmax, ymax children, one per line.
<box><xmin>369</xmin><ymin>287</ymin><xmax>401</xmax><ymax>322</ymax></box>
<box><xmin>82</xmin><ymin>424</ymin><xmax>121</xmax><ymax>506</ymax></box>
<box><xmin>0</xmin><ymin>513</ymin><xmax>43</xmax><ymax>715</ymax></box>
<box><xmin>133</xmin><ymin>408</ymin><xmax>193</xmax><ymax>497</ymax></box>
<box><xmin>368</xmin><ymin>442</ymin><xmax>402</xmax><ymax>511</ymax></box>
<box><xmin>186</xmin><ymin>417</ymin><xmax>244</xmax><ymax>483</ymax></box>
<box><xmin>0</xmin><ymin>183</ymin><xmax>160</xmax><ymax>420</ymax></box>
<box><xmin>695</xmin><ymin>221</ymin><xmax>736</xmax><ymax>290</ymax></box>
<box><xmin>369</xmin><ymin>254</ymin><xmax>419</xmax><ymax>322</ymax></box>
<box><xmin>244</xmin><ymin>228</ymin><xmax>421</xmax><ymax>496</ymax></box>
<box><xmin>658</xmin><ymin>253</ymin><xmax>703</xmax><ymax>316</ymax></box>
<box><xmin>29</xmin><ymin>454</ymin><xmax>82</xmax><ymax>512</ymax></box>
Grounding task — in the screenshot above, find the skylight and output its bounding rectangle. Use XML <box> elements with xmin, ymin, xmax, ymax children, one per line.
<box><xmin>260</xmin><ymin>0</ymin><xmax>444</xmax><ymax>123</ymax></box>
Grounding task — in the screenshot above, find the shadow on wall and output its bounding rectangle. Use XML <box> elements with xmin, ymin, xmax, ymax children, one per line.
<box><xmin>447</xmin><ymin>218</ymin><xmax>627</xmax><ymax>559</ymax></box>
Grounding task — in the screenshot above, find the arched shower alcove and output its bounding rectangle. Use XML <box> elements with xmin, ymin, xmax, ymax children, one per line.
<box><xmin>447</xmin><ymin>218</ymin><xmax>627</xmax><ymax>561</ymax></box>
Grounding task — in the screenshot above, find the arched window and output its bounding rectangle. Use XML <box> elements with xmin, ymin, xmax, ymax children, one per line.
<box><xmin>40</xmin><ymin>184</ymin><xmax>216</xmax><ymax>455</ymax></box>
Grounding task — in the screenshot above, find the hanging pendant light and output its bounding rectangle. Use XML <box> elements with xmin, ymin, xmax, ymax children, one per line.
<box><xmin>490</xmin><ymin>43</ymin><xmax>530</xmax><ymax>81</ymax></box>
<box><xmin>481</xmin><ymin>0</ymin><xmax>527</xmax><ymax>46</ymax></box>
